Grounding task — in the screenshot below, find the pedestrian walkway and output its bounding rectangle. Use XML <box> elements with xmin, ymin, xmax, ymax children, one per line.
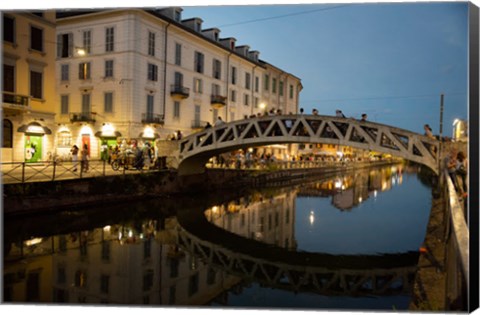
<box><xmin>1</xmin><ymin>159</ymin><xmax>162</xmax><ymax>184</ymax></box>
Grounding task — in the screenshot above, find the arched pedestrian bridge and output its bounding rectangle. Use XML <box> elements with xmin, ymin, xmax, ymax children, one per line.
<box><xmin>177</xmin><ymin>115</ymin><xmax>440</xmax><ymax>175</ymax></box>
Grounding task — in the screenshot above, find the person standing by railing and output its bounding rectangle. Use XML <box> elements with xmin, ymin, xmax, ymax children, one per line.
<box><xmin>71</xmin><ymin>145</ymin><xmax>79</xmax><ymax>172</ymax></box>
<box><xmin>81</xmin><ymin>144</ymin><xmax>89</xmax><ymax>173</ymax></box>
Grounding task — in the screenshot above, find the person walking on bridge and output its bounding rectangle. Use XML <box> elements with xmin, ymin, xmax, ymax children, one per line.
<box><xmin>215</xmin><ymin>116</ymin><xmax>225</xmax><ymax>126</ymax></box>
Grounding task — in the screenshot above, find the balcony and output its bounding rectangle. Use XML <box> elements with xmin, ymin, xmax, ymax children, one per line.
<box><xmin>70</xmin><ymin>112</ymin><xmax>96</xmax><ymax>123</ymax></box>
<box><xmin>170</xmin><ymin>85</ymin><xmax>190</xmax><ymax>100</ymax></box>
<box><xmin>210</xmin><ymin>94</ymin><xmax>227</xmax><ymax>109</ymax></box>
<box><xmin>142</xmin><ymin>113</ymin><xmax>165</xmax><ymax>125</ymax></box>
<box><xmin>2</xmin><ymin>92</ymin><xmax>30</xmax><ymax>111</ymax></box>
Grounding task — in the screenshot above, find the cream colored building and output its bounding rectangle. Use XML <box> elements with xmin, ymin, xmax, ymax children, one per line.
<box><xmin>54</xmin><ymin>7</ymin><xmax>302</xmax><ymax>159</ymax></box>
<box><xmin>2</xmin><ymin>11</ymin><xmax>57</xmax><ymax>163</ymax></box>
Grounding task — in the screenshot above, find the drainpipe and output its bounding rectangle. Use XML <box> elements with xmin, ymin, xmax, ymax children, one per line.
<box><xmin>251</xmin><ymin>65</ymin><xmax>258</xmax><ymax>116</ymax></box>
<box><xmin>225</xmin><ymin>52</ymin><xmax>233</xmax><ymax>122</ymax></box>
<box><xmin>162</xmin><ymin>23</ymin><xmax>171</xmax><ymax>127</ymax></box>
<box><xmin>277</xmin><ymin>71</ymin><xmax>285</xmax><ymax>112</ymax></box>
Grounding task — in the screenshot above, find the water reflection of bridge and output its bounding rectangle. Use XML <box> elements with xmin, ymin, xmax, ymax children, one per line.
<box><xmin>176</xmin><ymin>207</ymin><xmax>419</xmax><ymax>297</ymax></box>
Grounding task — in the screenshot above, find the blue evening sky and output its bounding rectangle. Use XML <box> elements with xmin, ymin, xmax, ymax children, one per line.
<box><xmin>182</xmin><ymin>2</ymin><xmax>469</xmax><ymax>134</ymax></box>
<box><xmin>3</xmin><ymin>1</ymin><xmax>472</xmax><ymax>135</ymax></box>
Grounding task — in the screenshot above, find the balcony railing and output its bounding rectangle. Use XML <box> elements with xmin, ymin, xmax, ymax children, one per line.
<box><xmin>210</xmin><ymin>94</ymin><xmax>227</xmax><ymax>109</ymax></box>
<box><xmin>142</xmin><ymin>113</ymin><xmax>165</xmax><ymax>125</ymax></box>
<box><xmin>170</xmin><ymin>85</ymin><xmax>190</xmax><ymax>99</ymax></box>
<box><xmin>2</xmin><ymin>92</ymin><xmax>30</xmax><ymax>109</ymax></box>
<box><xmin>70</xmin><ymin>112</ymin><xmax>96</xmax><ymax>123</ymax></box>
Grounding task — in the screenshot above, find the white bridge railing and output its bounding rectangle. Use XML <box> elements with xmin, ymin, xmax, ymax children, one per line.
<box><xmin>178</xmin><ymin>114</ymin><xmax>439</xmax><ymax>175</ymax></box>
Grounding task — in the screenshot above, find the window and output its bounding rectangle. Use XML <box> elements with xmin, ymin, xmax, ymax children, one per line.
<box><xmin>175</xmin><ymin>43</ymin><xmax>181</xmax><ymax>66</ymax></box>
<box><xmin>57</xmin><ymin>33</ymin><xmax>72</xmax><ymax>58</ymax></box>
<box><xmin>244</xmin><ymin>94</ymin><xmax>249</xmax><ymax>106</ymax></box>
<box><xmin>212</xmin><ymin>59</ymin><xmax>221</xmax><ymax>79</ymax></box>
<box><xmin>74</xmin><ymin>270</ymin><xmax>87</xmax><ymax>288</ymax></box>
<box><xmin>2</xmin><ymin>120</ymin><xmax>13</xmax><ymax>148</ymax></box>
<box><xmin>143</xmin><ymin>270</ymin><xmax>153</xmax><ymax>291</ymax></box>
<box><xmin>272</xmin><ymin>78</ymin><xmax>277</xmax><ymax>93</ymax></box>
<box><xmin>148</xmin><ymin>32</ymin><xmax>155</xmax><ymax>56</ymax></box>
<box><xmin>207</xmin><ymin>268</ymin><xmax>216</xmax><ymax>285</ymax></box>
<box><xmin>194</xmin><ymin>105</ymin><xmax>201</xmax><ymax>126</ymax></box>
<box><xmin>174</xmin><ymin>72</ymin><xmax>183</xmax><ymax>87</ymax></box>
<box><xmin>264</xmin><ymin>74</ymin><xmax>270</xmax><ymax>91</ymax></box>
<box><xmin>4</xmin><ymin>16</ymin><xmax>15</xmax><ymax>43</ymax></box>
<box><xmin>61</xmin><ymin>64</ymin><xmax>69</xmax><ymax>81</ymax></box>
<box><xmin>194</xmin><ymin>51</ymin><xmax>204</xmax><ymax>73</ymax></box>
<box><xmin>169</xmin><ymin>259</ymin><xmax>179</xmax><ymax>278</ymax></box>
<box><xmin>104</xmin><ymin>60</ymin><xmax>114</xmax><ymax>78</ymax></box>
<box><xmin>289</xmin><ymin>84</ymin><xmax>294</xmax><ymax>99</ymax></box>
<box><xmin>193</xmin><ymin>78</ymin><xmax>203</xmax><ymax>93</ymax></box>
<box><xmin>255</xmin><ymin>76</ymin><xmax>259</xmax><ymax>92</ymax></box>
<box><xmin>173</xmin><ymin>101</ymin><xmax>180</xmax><ymax>119</ymax></box>
<box><xmin>212</xmin><ymin>83</ymin><xmax>220</xmax><ymax>96</ymax></box>
<box><xmin>174</xmin><ymin>10</ymin><xmax>181</xmax><ymax>22</ymax></box>
<box><xmin>57</xmin><ymin>267</ymin><xmax>66</xmax><ymax>284</ymax></box>
<box><xmin>169</xmin><ymin>286</ymin><xmax>176</xmax><ymax>305</ymax></box>
<box><xmin>30</xmin><ymin>70</ymin><xmax>42</xmax><ymax>99</ymax></box>
<box><xmin>188</xmin><ymin>273</ymin><xmax>199</xmax><ymax>296</ymax></box>
<box><xmin>78</xmin><ymin>62</ymin><xmax>91</xmax><ymax>80</ymax></box>
<box><xmin>146</xmin><ymin>95</ymin><xmax>154</xmax><ymax>116</ymax></box>
<box><xmin>245</xmin><ymin>73</ymin><xmax>251</xmax><ymax>90</ymax></box>
<box><xmin>147</xmin><ymin>63</ymin><xmax>158</xmax><ymax>81</ymax></box>
<box><xmin>104</xmin><ymin>92</ymin><xmax>113</xmax><ymax>113</ymax></box>
<box><xmin>231</xmin><ymin>66</ymin><xmax>237</xmax><ymax>85</ymax></box>
<box><xmin>83</xmin><ymin>30</ymin><xmax>91</xmax><ymax>54</ymax></box>
<box><xmin>105</xmin><ymin>27</ymin><xmax>114</xmax><ymax>52</ymax></box>
<box><xmin>100</xmin><ymin>275</ymin><xmax>109</xmax><ymax>294</ymax></box>
<box><xmin>26</xmin><ymin>273</ymin><xmax>40</xmax><ymax>302</ymax></box>
<box><xmin>101</xmin><ymin>241</ymin><xmax>110</xmax><ymax>261</ymax></box>
<box><xmin>230</xmin><ymin>89</ymin><xmax>236</xmax><ymax>102</ymax></box>
<box><xmin>82</xmin><ymin>93</ymin><xmax>91</xmax><ymax>114</ymax></box>
<box><xmin>58</xmin><ymin>131</ymin><xmax>71</xmax><ymax>146</ymax></box>
<box><xmin>144</xmin><ymin>239</ymin><xmax>151</xmax><ymax>259</ymax></box>
<box><xmin>3</xmin><ymin>64</ymin><xmax>14</xmax><ymax>92</ymax></box>
<box><xmin>30</xmin><ymin>26</ymin><xmax>43</xmax><ymax>51</ymax></box>
<box><xmin>254</xmin><ymin>97</ymin><xmax>259</xmax><ymax>109</ymax></box>
<box><xmin>279</xmin><ymin>81</ymin><xmax>284</xmax><ymax>96</ymax></box>
<box><xmin>60</xmin><ymin>95</ymin><xmax>69</xmax><ymax>114</ymax></box>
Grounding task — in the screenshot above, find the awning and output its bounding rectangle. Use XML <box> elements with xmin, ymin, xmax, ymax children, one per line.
<box><xmin>95</xmin><ymin>131</ymin><xmax>122</xmax><ymax>138</ymax></box>
<box><xmin>17</xmin><ymin>122</ymin><xmax>52</xmax><ymax>135</ymax></box>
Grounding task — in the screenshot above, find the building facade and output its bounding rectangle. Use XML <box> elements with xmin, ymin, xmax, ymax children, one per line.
<box><xmin>54</xmin><ymin>7</ymin><xmax>303</xmax><ymax>159</ymax></box>
<box><xmin>2</xmin><ymin>11</ymin><xmax>57</xmax><ymax>163</ymax></box>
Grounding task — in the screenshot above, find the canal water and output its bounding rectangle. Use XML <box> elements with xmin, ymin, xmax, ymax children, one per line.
<box><xmin>3</xmin><ymin>163</ymin><xmax>432</xmax><ymax>311</ymax></box>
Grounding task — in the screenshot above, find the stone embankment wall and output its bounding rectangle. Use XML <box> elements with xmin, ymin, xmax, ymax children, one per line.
<box><xmin>3</xmin><ymin>160</ymin><xmax>401</xmax><ymax>217</ymax></box>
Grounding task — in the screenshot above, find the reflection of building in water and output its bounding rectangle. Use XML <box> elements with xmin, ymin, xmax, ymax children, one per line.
<box><xmin>297</xmin><ymin>164</ymin><xmax>405</xmax><ymax>211</ymax></box>
<box><xmin>332</xmin><ymin>171</ymin><xmax>370</xmax><ymax>211</ymax></box>
<box><xmin>3</xmin><ymin>218</ymin><xmax>240</xmax><ymax>305</ymax></box>
<box><xmin>205</xmin><ymin>191</ymin><xmax>297</xmax><ymax>250</ymax></box>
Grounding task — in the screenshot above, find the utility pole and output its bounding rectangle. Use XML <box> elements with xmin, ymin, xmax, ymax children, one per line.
<box><xmin>438</xmin><ymin>93</ymin><xmax>444</xmax><ymax>178</ymax></box>
<box><xmin>439</xmin><ymin>93</ymin><xmax>444</xmax><ymax>138</ymax></box>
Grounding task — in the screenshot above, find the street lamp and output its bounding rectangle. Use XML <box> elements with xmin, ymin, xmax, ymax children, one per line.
<box><xmin>75</xmin><ymin>47</ymin><xmax>86</xmax><ymax>56</ymax></box>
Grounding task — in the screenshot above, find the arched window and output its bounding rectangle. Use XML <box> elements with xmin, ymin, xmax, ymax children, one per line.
<box><xmin>2</xmin><ymin>119</ymin><xmax>13</xmax><ymax>148</ymax></box>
